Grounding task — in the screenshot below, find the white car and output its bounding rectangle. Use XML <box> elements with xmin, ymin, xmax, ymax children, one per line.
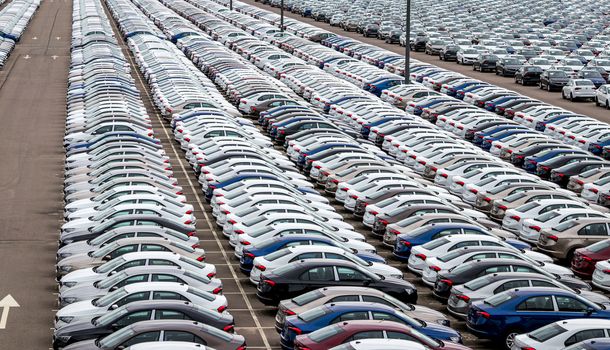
<box><xmin>54</xmin><ymin>282</ymin><xmax>227</xmax><ymax>329</ymax></box>
<box><xmin>519</xmin><ymin>209</ymin><xmax>608</xmax><ymax>244</ymax></box>
<box><xmin>594</xmin><ymin>84</ymin><xmax>610</xmax><ymax>109</ymax></box>
<box><xmin>581</xmin><ymin>177</ymin><xmax>610</xmax><ymax>203</ymax></box>
<box><xmin>501</xmin><ymin>199</ymin><xmax>590</xmax><ymax>232</ymax></box>
<box><xmin>562</xmin><ymin>79</ymin><xmax>597</xmax><ymax>101</ymax></box>
<box><xmin>250</xmin><ymin>245</ymin><xmax>402</xmax><ymax>284</ymax></box>
<box><xmin>513</xmin><ymin>319</ymin><xmax>610</xmax><ymax>350</ymax></box>
<box><xmin>592</xmin><ymin>259</ymin><xmax>610</xmax><ymax>291</ymax></box>
<box><xmin>330</xmin><ymin>339</ymin><xmax>426</xmax><ymax>350</ymax></box>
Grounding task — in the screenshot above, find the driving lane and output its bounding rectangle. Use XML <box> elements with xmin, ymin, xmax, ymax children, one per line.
<box><xmin>239</xmin><ymin>0</ymin><xmax>610</xmax><ymax>123</ymax></box>
<box><xmin>0</xmin><ymin>0</ymin><xmax>71</xmax><ymax>348</ymax></box>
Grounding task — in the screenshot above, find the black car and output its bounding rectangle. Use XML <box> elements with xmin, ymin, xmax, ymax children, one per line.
<box><xmin>363</xmin><ymin>24</ymin><xmax>379</xmax><ymax>38</ymax></box>
<box><xmin>495</xmin><ymin>58</ymin><xmax>523</xmax><ymax>77</ymax></box>
<box><xmin>473</xmin><ymin>54</ymin><xmax>499</xmax><ymax>72</ymax></box>
<box><xmin>410</xmin><ymin>33</ymin><xmax>427</xmax><ymax>52</ymax></box>
<box><xmin>256</xmin><ymin>259</ymin><xmax>418</xmax><ymax>305</ymax></box>
<box><xmin>433</xmin><ymin>259</ymin><xmax>589</xmax><ymax>300</ymax></box>
<box><xmin>539</xmin><ymin>70</ymin><xmax>570</xmax><ymax>91</ymax></box>
<box><xmin>384</xmin><ymin>30</ymin><xmax>401</xmax><ymax>44</ymax></box>
<box><xmin>548</xmin><ymin>161</ymin><xmax>607</xmax><ymax>187</ymax></box>
<box><xmin>536</xmin><ymin>155</ymin><xmax>602</xmax><ymax>179</ymax></box>
<box><xmin>439</xmin><ymin>45</ymin><xmax>459</xmax><ymax>61</ymax></box>
<box><xmin>509</xmin><ymin>143</ymin><xmax>563</xmax><ymax>167</ymax></box>
<box><xmin>52</xmin><ymin>300</ymin><xmax>235</xmax><ymax>349</ymax></box>
<box><xmin>272</xmin><ymin>119</ymin><xmax>336</xmax><ymax>143</ymax></box>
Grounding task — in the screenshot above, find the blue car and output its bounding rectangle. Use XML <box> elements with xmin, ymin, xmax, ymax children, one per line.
<box><xmin>411</xmin><ymin>98</ymin><xmax>454</xmax><ymax>116</ymax></box>
<box><xmin>447</xmin><ymin>81</ymin><xmax>484</xmax><ymax>97</ymax></box>
<box><xmin>467</xmin><ymin>287</ymin><xmax>610</xmax><ymax>348</ymax></box>
<box><xmin>473</xmin><ymin>125</ymin><xmax>529</xmax><ymax>146</ymax></box>
<box><xmin>484</xmin><ymin>95</ymin><xmax>521</xmax><ymax>111</ymax></box>
<box><xmin>522</xmin><ymin>148</ymin><xmax>587</xmax><ymax>173</ymax></box>
<box><xmin>239</xmin><ymin>234</ymin><xmax>384</xmax><ymax>273</ymax></box>
<box><xmin>480</xmin><ymin>130</ymin><xmax>538</xmax><ymax>151</ymax></box>
<box><xmin>455</xmin><ymin>84</ymin><xmax>491</xmax><ymax>100</ymax></box>
<box><xmin>281</xmin><ymin>302</ymin><xmax>462</xmax><ymax>349</ymax></box>
<box><xmin>365</xmin><ymin>77</ymin><xmax>404</xmax><ymax>96</ymax></box>
<box><xmin>323</xmin><ymin>95</ymin><xmax>366</xmax><ymax>113</ymax></box>
<box><xmin>534</xmin><ymin>114</ymin><xmax>577</xmax><ymax>131</ymax></box>
<box><xmin>359</xmin><ymin>116</ymin><xmax>405</xmax><ymax>138</ymax></box>
<box><xmin>393</xmin><ymin>224</ymin><xmax>530</xmax><ymax>260</ymax></box>
<box><xmin>204</xmin><ymin>174</ymin><xmax>316</xmax><ymax>200</ymax></box>
<box><xmin>589</xmin><ymin>135</ymin><xmax>610</xmax><ymax>155</ymax></box>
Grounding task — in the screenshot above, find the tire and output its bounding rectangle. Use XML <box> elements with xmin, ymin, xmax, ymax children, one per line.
<box><xmin>606</xmin><ymin>101</ymin><xmax>609</xmax><ymax>110</ymax></box>
<box><xmin>539</xmin><ymin>82</ymin><xmax>543</xmax><ymax>89</ymax></box>
<box><xmin>562</xmin><ymin>91</ymin><xmax>566</xmax><ymax>99</ymax></box>
<box><xmin>595</xmin><ymin>98</ymin><xmax>600</xmax><ymax>106</ymax></box>
<box><xmin>547</xmin><ymin>84</ymin><xmax>551</xmax><ymax>92</ymax></box>
<box><xmin>570</xmin><ymin>93</ymin><xmax>575</xmax><ymax>101</ymax></box>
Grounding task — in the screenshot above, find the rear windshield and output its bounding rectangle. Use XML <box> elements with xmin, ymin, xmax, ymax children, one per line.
<box><xmin>587</xmin><ymin>239</ymin><xmax>610</xmax><ymax>253</ymax></box>
<box><xmin>464</xmin><ymin>276</ymin><xmax>493</xmax><ymax>291</ymax></box>
<box><xmin>308</xmin><ymin>324</ymin><xmax>345</xmax><ymax>342</ymax></box>
<box><xmin>292</xmin><ymin>289</ymin><xmax>324</xmax><ymax>306</ymax></box>
<box><xmin>421</xmin><ymin>238</ymin><xmax>450</xmax><ymax>250</ymax></box>
<box><xmin>484</xmin><ymin>291</ymin><xmax>515</xmax><ymax>306</ymax></box>
<box><xmin>554</xmin><ymin>220</ymin><xmax>578</xmax><ymax>232</ymax></box>
<box><xmin>528</xmin><ymin>323</ymin><xmax>567</xmax><ymax>342</ymax></box>
<box><xmin>264</xmin><ymin>248</ymin><xmax>292</xmax><ymax>261</ymax></box>
<box><xmin>298</xmin><ymin>306</ymin><xmax>329</xmax><ymax>322</ymax></box>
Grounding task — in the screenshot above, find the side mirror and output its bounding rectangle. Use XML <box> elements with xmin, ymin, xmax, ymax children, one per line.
<box><xmin>586</xmin><ymin>307</ymin><xmax>594</xmax><ymax>315</ymax></box>
<box><xmin>110</xmin><ymin>304</ymin><xmax>119</xmax><ymax>310</ymax></box>
<box><xmin>363</xmin><ymin>279</ymin><xmax>371</xmax><ymax>286</ymax></box>
<box><xmin>111</xmin><ymin>323</ymin><xmax>120</xmax><ymax>330</ymax></box>
<box><xmin>102</xmin><ymin>255</ymin><xmax>112</xmax><ymax>261</ymax></box>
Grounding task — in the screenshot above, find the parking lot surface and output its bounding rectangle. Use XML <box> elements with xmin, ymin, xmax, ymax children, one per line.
<box><xmin>0</xmin><ymin>0</ymin><xmax>71</xmax><ymax>348</ymax></box>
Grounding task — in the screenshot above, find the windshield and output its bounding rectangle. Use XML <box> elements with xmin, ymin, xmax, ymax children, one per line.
<box><xmin>421</xmin><ymin>238</ymin><xmax>450</xmax><ymax>250</ymax></box>
<box><xmin>292</xmin><ymin>289</ymin><xmax>324</xmax><ymax>306</ymax></box>
<box><xmin>308</xmin><ymin>324</ymin><xmax>345</xmax><ymax>342</ymax></box>
<box><xmin>503</xmin><ymin>192</ymin><xmax>526</xmax><ymax>203</ymax></box>
<box><xmin>91</xmin><ymin>242</ymin><xmax>120</xmax><ymax>258</ymax></box>
<box><xmin>95</xmin><ymin>287</ymin><xmax>128</xmax><ymax>307</ymax></box>
<box><xmin>96</xmin><ymin>307</ymin><xmax>129</xmax><ymax>326</ymax></box>
<box><xmin>264</xmin><ymin>248</ymin><xmax>292</xmax><ymax>261</ymax></box>
<box><xmin>438</xmin><ymin>249</ymin><xmax>467</xmax><ymax>262</ymax></box>
<box><xmin>98</xmin><ymin>272</ymin><xmax>128</xmax><ymax>289</ymax></box>
<box><xmin>98</xmin><ymin>326</ymin><xmax>137</xmax><ymax>348</ymax></box>
<box><xmin>96</xmin><ymin>257</ymin><xmax>127</xmax><ymax>274</ymax></box>
<box><xmin>554</xmin><ymin>220</ymin><xmax>578</xmax><ymax>232</ymax></box>
<box><xmin>537</xmin><ymin>211</ymin><xmax>561</xmax><ymax>223</ymax></box>
<box><xmin>464</xmin><ymin>275</ymin><xmax>493</xmax><ymax>291</ymax></box>
<box><xmin>587</xmin><ymin>239</ymin><xmax>610</xmax><ymax>253</ymax></box>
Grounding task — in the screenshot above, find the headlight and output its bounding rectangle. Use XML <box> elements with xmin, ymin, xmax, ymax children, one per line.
<box><xmin>62</xmin><ymin>228</ymin><xmax>76</xmax><ymax>233</ymax></box>
<box><xmin>61</xmin><ymin>297</ymin><xmax>77</xmax><ymax>305</ymax></box>
<box><xmin>58</xmin><ymin>316</ymin><xmax>74</xmax><ymax>324</ymax></box>
<box><xmin>437</xmin><ymin>319</ymin><xmax>450</xmax><ymax>327</ymax></box>
<box><xmin>62</xmin><ymin>240</ymin><xmax>74</xmax><ymax>245</ymax></box>
<box><xmin>450</xmin><ymin>336</ymin><xmax>461</xmax><ymax>343</ymax></box>
<box><xmin>66</xmin><ymin>208</ymin><xmax>78</xmax><ymax>213</ymax></box>
<box><xmin>61</xmin><ymin>281</ymin><xmax>77</xmax><ymax>288</ymax></box>
<box><xmin>405</xmin><ymin>288</ymin><xmax>415</xmax><ymax>294</ymax></box>
<box><xmin>392</xmin><ymin>274</ymin><xmax>404</xmax><ymax>279</ymax></box>
<box><xmin>60</xmin><ymin>265</ymin><xmax>73</xmax><ymax>272</ymax></box>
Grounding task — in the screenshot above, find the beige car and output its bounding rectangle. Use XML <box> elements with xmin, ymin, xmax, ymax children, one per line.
<box><xmin>537</xmin><ymin>217</ymin><xmax>610</xmax><ymax>261</ymax></box>
<box><xmin>567</xmin><ymin>167</ymin><xmax>610</xmax><ymax>193</ymax></box>
<box><xmin>489</xmin><ymin>189</ymin><xmax>582</xmax><ymax>221</ymax></box>
<box><xmin>473</xmin><ymin>183</ymin><xmax>557</xmax><ymax>212</ymax></box>
<box><xmin>274</xmin><ymin>286</ymin><xmax>450</xmax><ymax>333</ymax></box>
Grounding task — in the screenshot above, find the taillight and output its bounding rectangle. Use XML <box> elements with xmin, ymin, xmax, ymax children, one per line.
<box><xmin>288</xmin><ymin>326</ymin><xmax>303</xmax><ymax>335</ymax></box>
<box><xmin>547</xmin><ymin>234</ymin><xmax>559</xmax><ymax>242</ymax></box>
<box><xmin>207</xmin><ymin>272</ymin><xmax>216</xmax><ymax>278</ymax></box>
<box><xmin>212</xmin><ymin>287</ymin><xmax>222</xmax><ymax>294</ymax></box>
<box><xmin>263</xmin><ymin>278</ymin><xmax>276</xmax><ymax>287</ymax></box>
<box><xmin>217</xmin><ymin>305</ymin><xmax>227</xmax><ymax>313</ymax></box>
<box><xmin>255</xmin><ymin>264</ymin><xmax>266</xmax><ymax>271</ymax></box>
<box><xmin>456</xmin><ymin>294</ymin><xmax>470</xmax><ymax>302</ymax></box>
<box><xmin>187</xmin><ymin>231</ymin><xmax>196</xmax><ymax>237</ymax></box>
<box><xmin>223</xmin><ymin>325</ymin><xmax>235</xmax><ymax>333</ymax></box>
<box><xmin>603</xmin><ymin>269</ymin><xmax>610</xmax><ymax>274</ymax></box>
<box><xmin>415</xmin><ymin>253</ymin><xmax>426</xmax><ymax>260</ymax></box>
<box><xmin>477</xmin><ymin>310</ymin><xmax>491</xmax><ymax>319</ymax></box>
<box><xmin>430</xmin><ymin>265</ymin><xmax>441</xmax><ymax>272</ymax></box>
<box><xmin>510</xmin><ymin>215</ymin><xmax>521</xmax><ymax>221</ymax></box>
<box><xmin>440</xmin><ymin>279</ymin><xmax>453</xmax><ymax>286</ymax></box>
<box><xmin>185</xmin><ymin>210</ymin><xmax>193</xmax><ymax>214</ymax></box>
<box><xmin>184</xmin><ymin>220</ymin><xmax>193</xmax><ymax>225</ymax></box>
<box><xmin>197</xmin><ymin>256</ymin><xmax>205</xmax><ymax>262</ymax></box>
<box><xmin>529</xmin><ymin>225</ymin><xmax>541</xmax><ymax>232</ymax></box>
<box><xmin>498</xmin><ymin>205</ymin><xmax>507</xmax><ymax>210</ymax></box>
<box><xmin>284</xmin><ymin>309</ymin><xmax>296</xmax><ymax>315</ymax></box>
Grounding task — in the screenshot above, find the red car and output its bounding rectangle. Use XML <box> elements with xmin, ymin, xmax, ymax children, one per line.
<box><xmin>293</xmin><ymin>320</ymin><xmax>472</xmax><ymax>350</ymax></box>
<box><xmin>571</xmin><ymin>239</ymin><xmax>610</xmax><ymax>279</ymax></box>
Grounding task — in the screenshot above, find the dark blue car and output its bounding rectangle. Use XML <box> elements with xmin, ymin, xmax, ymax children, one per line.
<box><xmin>359</xmin><ymin>116</ymin><xmax>405</xmax><ymax>138</ymax></box>
<box><xmin>455</xmin><ymin>84</ymin><xmax>491</xmax><ymax>100</ymax></box>
<box><xmin>447</xmin><ymin>81</ymin><xmax>483</xmax><ymax>97</ymax></box>
<box><xmin>473</xmin><ymin>125</ymin><xmax>529</xmax><ymax>146</ymax></box>
<box><xmin>484</xmin><ymin>96</ymin><xmax>521</xmax><ymax>111</ymax></box>
<box><xmin>467</xmin><ymin>288</ymin><xmax>610</xmax><ymax>348</ymax></box>
<box><xmin>281</xmin><ymin>302</ymin><xmax>462</xmax><ymax>349</ymax></box>
<box><xmin>522</xmin><ymin>148</ymin><xmax>588</xmax><ymax>173</ymax></box>
<box><xmin>365</xmin><ymin>77</ymin><xmax>404</xmax><ymax>96</ymax></box>
<box><xmin>589</xmin><ymin>136</ymin><xmax>610</xmax><ymax>155</ymax></box>
<box><xmin>393</xmin><ymin>224</ymin><xmax>530</xmax><ymax>260</ymax></box>
<box><xmin>239</xmin><ymin>234</ymin><xmax>384</xmax><ymax>273</ymax></box>
<box><xmin>204</xmin><ymin>174</ymin><xmax>317</xmax><ymax>200</ymax></box>
<box><xmin>480</xmin><ymin>130</ymin><xmax>538</xmax><ymax>151</ymax></box>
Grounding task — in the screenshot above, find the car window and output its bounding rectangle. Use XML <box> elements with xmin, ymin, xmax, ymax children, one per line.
<box><xmin>386</xmin><ymin>331</ymin><xmax>417</xmax><ymax>341</ymax></box>
<box><xmin>467</xmin><ymin>253</ymin><xmax>496</xmax><ymax>261</ymax></box>
<box><xmin>153</xmin><ymin>291</ymin><xmax>187</xmax><ymax>301</ymax></box>
<box><xmin>116</xmin><ymin>292</ymin><xmax>150</xmax><ymax>307</ymax></box>
<box><xmin>578</xmin><ymin>223</ymin><xmax>608</xmax><ymax>236</ymax></box>
<box><xmin>116</xmin><ymin>274</ymin><xmax>148</xmax><ymax>288</ymax></box>
<box><xmin>151</xmin><ymin>274</ymin><xmax>183</xmax><ymax>283</ymax></box>
<box><xmin>290</xmin><ymin>252</ymin><xmax>323</xmax><ymax>262</ymax></box>
<box><xmin>517</xmin><ymin>296</ymin><xmax>554</xmax><ymax>311</ymax></box>
<box><xmin>350</xmin><ymin>330</ymin><xmax>385</xmax><ymax>341</ymax></box>
<box><xmin>336</xmin><ymin>267</ymin><xmax>368</xmax><ymax>281</ymax></box>
<box><xmin>333</xmin><ymin>311</ymin><xmax>368</xmax><ymax>323</ymax></box>
<box><xmin>449</xmin><ymin>241</ymin><xmax>479</xmax><ymax>250</ymax></box>
<box><xmin>141</xmin><ymin>244</ymin><xmax>170</xmax><ymax>252</ymax></box>
<box><xmin>163</xmin><ymin>331</ymin><xmax>206</xmax><ymax>345</ymax></box>
<box><xmin>115</xmin><ymin>310</ymin><xmax>152</xmax><ymax>326</ymax></box>
<box><xmin>494</xmin><ymin>280</ymin><xmax>530</xmax><ymax>294</ymax></box>
<box><xmin>564</xmin><ymin>329</ymin><xmax>606</xmax><ymax>346</ymax></box>
<box><xmin>300</xmin><ymin>266</ymin><xmax>334</xmax><ymax>281</ymax></box>
<box><xmin>555</xmin><ymin>296</ymin><xmax>589</xmax><ymax>312</ymax></box>
<box><xmin>121</xmin><ymin>331</ymin><xmax>161</xmax><ymax>347</ymax></box>
<box><xmin>483</xmin><ymin>266</ymin><xmax>511</xmax><ymax>275</ymax></box>
<box><xmin>513</xmin><ymin>266</ymin><xmax>538</xmax><ymax>273</ymax></box>
<box><xmin>154</xmin><ymin>310</ymin><xmax>188</xmax><ymax>320</ymax></box>
<box><xmin>371</xmin><ymin>312</ymin><xmax>403</xmax><ymax>324</ymax></box>
<box><xmin>362</xmin><ymin>296</ymin><xmax>394</xmax><ymax>308</ymax></box>
<box><xmin>480</xmin><ymin>241</ymin><xmax>503</xmax><ymax>247</ymax></box>
<box><xmin>531</xmin><ymin>280</ymin><xmax>557</xmax><ymax>288</ymax></box>
<box><xmin>329</xmin><ymin>295</ymin><xmax>360</xmax><ymax>303</ymax></box>
<box><xmin>432</xmin><ymin>228</ymin><xmax>462</xmax><ymax>239</ymax></box>
<box><xmin>115</xmin><ymin>259</ymin><xmax>146</xmax><ymax>272</ymax></box>
<box><xmin>109</xmin><ymin>245</ymin><xmax>138</xmax><ymax>259</ymax></box>
<box><xmin>148</xmin><ymin>259</ymin><xmax>179</xmax><ymax>267</ymax></box>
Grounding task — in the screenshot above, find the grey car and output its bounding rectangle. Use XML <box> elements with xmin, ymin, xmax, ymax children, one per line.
<box><xmin>56</xmin><ymin>237</ymin><xmax>205</xmax><ymax>278</ymax></box>
<box><xmin>62</xmin><ymin>320</ymin><xmax>246</xmax><ymax>350</ymax></box>
<box><xmin>57</xmin><ymin>227</ymin><xmax>200</xmax><ymax>260</ymax></box>
<box><xmin>447</xmin><ymin>272</ymin><xmax>610</xmax><ymax>318</ymax></box>
<box><xmin>58</xmin><ymin>266</ymin><xmax>222</xmax><ymax>307</ymax></box>
<box><xmin>53</xmin><ymin>300</ymin><xmax>235</xmax><ymax>349</ymax></box>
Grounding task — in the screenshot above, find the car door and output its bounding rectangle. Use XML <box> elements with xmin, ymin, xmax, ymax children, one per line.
<box><xmin>515</xmin><ymin>295</ymin><xmax>559</xmax><ymax>331</ymax></box>
<box><xmin>119</xmin><ymin>331</ymin><xmax>162</xmax><ymax>348</ymax></box>
<box><xmin>563</xmin><ymin>329</ymin><xmax>608</xmax><ymax>347</ymax></box>
<box><xmin>346</xmin><ymin>330</ymin><xmax>385</xmax><ymax>341</ymax></box>
<box><xmin>293</xmin><ymin>266</ymin><xmax>335</xmax><ymax>294</ymax></box>
<box><xmin>334</xmin><ymin>266</ymin><xmax>374</xmax><ymax>288</ymax></box>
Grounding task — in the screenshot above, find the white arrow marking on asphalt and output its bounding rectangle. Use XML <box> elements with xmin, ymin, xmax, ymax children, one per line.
<box><xmin>24</xmin><ymin>55</ymin><xmax>30</xmax><ymax>60</ymax></box>
<box><xmin>56</xmin><ymin>36</ymin><xmax>61</xmax><ymax>40</ymax></box>
<box><xmin>52</xmin><ymin>55</ymin><xmax>58</xmax><ymax>60</ymax></box>
<box><xmin>0</xmin><ymin>295</ymin><xmax>20</xmax><ymax>329</ymax></box>
<box><xmin>32</xmin><ymin>36</ymin><xmax>37</xmax><ymax>40</ymax></box>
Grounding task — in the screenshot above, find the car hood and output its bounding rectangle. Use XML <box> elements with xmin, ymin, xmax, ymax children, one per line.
<box><xmin>63</xmin><ymin>339</ymin><xmax>98</xmax><ymax>350</ymax></box>
<box><xmin>56</xmin><ymin>300</ymin><xmax>104</xmax><ymax>324</ymax></box>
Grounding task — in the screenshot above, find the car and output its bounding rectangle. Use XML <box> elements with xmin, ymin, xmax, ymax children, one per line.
<box><xmin>433</xmin><ymin>258</ymin><xmax>590</xmax><ymax>300</ymax></box>
<box><xmin>563</xmin><ymin>338</ymin><xmax>610</xmax><ymax>350</ymax></box>
<box><xmin>537</xmin><ymin>218</ymin><xmax>610</xmax><ymax>261</ymax></box>
<box><xmin>280</xmin><ymin>302</ymin><xmax>462</xmax><ymax>349</ymax></box>
<box><xmin>513</xmin><ymin>319</ymin><xmax>610</xmax><ymax>350</ymax></box>
<box><xmin>539</xmin><ymin>70</ymin><xmax>570</xmax><ymax>91</ymax></box>
<box><xmin>53</xmin><ymin>282</ymin><xmax>228</xmax><ymax>329</ymax></box>
<box><xmin>126</xmin><ymin>342</ymin><xmax>215</xmax><ymax>350</ymax></box>
<box><xmin>255</xmin><ymin>259</ymin><xmax>418</xmax><ymax>305</ymax></box>
<box><xmin>595</xmin><ymin>84</ymin><xmax>610</xmax><ymax>109</ymax></box>
<box><xmin>295</xmin><ymin>321</ymin><xmax>472</xmax><ymax>350</ymax></box>
<box><xmin>250</xmin><ymin>246</ymin><xmax>402</xmax><ymax>284</ymax></box>
<box><xmin>330</xmin><ymin>338</ymin><xmax>430</xmax><ymax>350</ymax></box>
<box><xmin>467</xmin><ymin>288</ymin><xmax>610</xmax><ymax>349</ymax></box>
<box><xmin>52</xmin><ymin>300</ymin><xmax>235</xmax><ymax>349</ymax></box>
<box><xmin>562</xmin><ymin>79</ymin><xmax>597</xmax><ymax>101</ymax></box>
<box><xmin>473</xmin><ymin>54</ymin><xmax>499</xmax><ymax>72</ymax></box>
<box><xmin>447</xmin><ymin>272</ymin><xmax>608</xmax><ymax>318</ymax></box>
<box><xmin>275</xmin><ymin>286</ymin><xmax>449</xmax><ymax>333</ymax></box>
<box><xmin>60</xmin><ymin>320</ymin><xmax>246</xmax><ymax>350</ymax></box>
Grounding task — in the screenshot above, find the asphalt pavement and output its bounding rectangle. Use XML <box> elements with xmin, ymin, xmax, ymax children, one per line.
<box><xmin>0</xmin><ymin>0</ymin><xmax>71</xmax><ymax>348</ymax></box>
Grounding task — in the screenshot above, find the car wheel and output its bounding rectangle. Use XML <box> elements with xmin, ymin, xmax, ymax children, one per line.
<box><xmin>562</xmin><ymin>91</ymin><xmax>566</xmax><ymax>99</ymax></box>
<box><xmin>505</xmin><ymin>331</ymin><xmax>520</xmax><ymax>350</ymax></box>
<box><xmin>607</xmin><ymin>101</ymin><xmax>610</xmax><ymax>110</ymax></box>
<box><xmin>547</xmin><ymin>84</ymin><xmax>551</xmax><ymax>92</ymax></box>
<box><xmin>539</xmin><ymin>82</ymin><xmax>543</xmax><ymax>89</ymax></box>
<box><xmin>595</xmin><ymin>98</ymin><xmax>599</xmax><ymax>106</ymax></box>
<box><xmin>570</xmin><ymin>93</ymin><xmax>575</xmax><ymax>101</ymax></box>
